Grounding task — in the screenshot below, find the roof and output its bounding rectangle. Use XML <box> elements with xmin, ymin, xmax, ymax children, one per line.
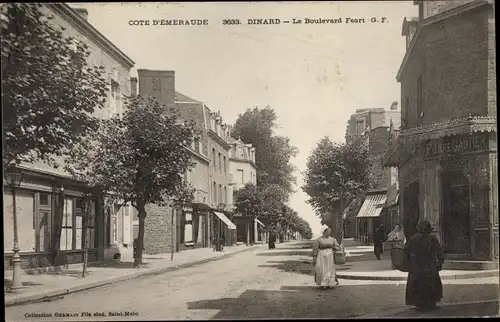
<box><xmin>175</xmin><ymin>91</ymin><xmax>201</xmax><ymax>103</ymax></box>
<box><xmin>356</xmin><ymin>193</ymin><xmax>387</xmax><ymax>218</ymax></box>
<box><xmin>48</xmin><ymin>4</ymin><xmax>134</xmax><ymax>69</ymax></box>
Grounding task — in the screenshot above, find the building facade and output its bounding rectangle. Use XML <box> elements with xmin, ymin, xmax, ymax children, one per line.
<box><xmin>384</xmin><ymin>0</ymin><xmax>497</xmax><ymax>262</ymax></box>
<box><xmin>136</xmin><ymin>70</ymin><xmax>237</xmax><ymax>253</ymax></box>
<box><xmin>227</xmin><ymin>137</ymin><xmax>265</xmax><ymax>244</ymax></box>
<box><xmin>3</xmin><ymin>4</ymin><xmax>135</xmax><ymax>268</ymax></box>
<box><xmin>344</xmin><ymin>102</ymin><xmax>401</xmax><ymax>242</ymax></box>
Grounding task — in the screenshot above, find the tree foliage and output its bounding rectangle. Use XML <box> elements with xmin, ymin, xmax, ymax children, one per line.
<box><xmin>302</xmin><ymin>136</ymin><xmax>374</xmax><ymax>242</ymax></box>
<box><xmin>1</xmin><ymin>3</ymin><xmax>108</xmax><ymax>169</ymax></box>
<box><xmin>65</xmin><ymin>96</ymin><xmax>197</xmax><ymax>265</ymax></box>
<box><xmin>231</xmin><ymin>105</ymin><xmax>298</xmax><ymax>196</ymax></box>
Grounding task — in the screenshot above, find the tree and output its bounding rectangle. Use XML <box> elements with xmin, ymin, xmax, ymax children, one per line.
<box><xmin>302</xmin><ymin>136</ymin><xmax>374</xmax><ymax>245</ymax></box>
<box><xmin>231</xmin><ymin>106</ymin><xmax>298</xmax><ymax>196</ymax></box>
<box><xmin>65</xmin><ymin>96</ymin><xmax>197</xmax><ymax>266</ymax></box>
<box><xmin>233</xmin><ymin>183</ymin><xmax>261</xmax><ymax>245</ymax></box>
<box><xmin>2</xmin><ymin>3</ymin><xmax>107</xmax><ymax>169</ymax></box>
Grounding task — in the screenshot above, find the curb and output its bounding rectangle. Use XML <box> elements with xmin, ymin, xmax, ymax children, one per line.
<box><xmin>5</xmin><ymin>245</ymin><xmax>260</xmax><ymax>307</ymax></box>
<box><xmin>358</xmin><ymin>299</ymin><xmax>500</xmax><ymax>318</ymax></box>
<box><xmin>337</xmin><ymin>270</ymin><xmax>499</xmax><ymax>281</ymax></box>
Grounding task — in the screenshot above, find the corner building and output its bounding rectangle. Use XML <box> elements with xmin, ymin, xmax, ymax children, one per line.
<box><xmin>384</xmin><ymin>0</ymin><xmax>497</xmax><ymax>264</ymax></box>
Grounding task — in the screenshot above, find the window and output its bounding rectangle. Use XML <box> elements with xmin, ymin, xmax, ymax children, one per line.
<box><xmin>194</xmin><ymin>137</ymin><xmax>200</xmax><ymax>153</ymax></box>
<box><xmin>417</xmin><ymin>75</ymin><xmax>423</xmax><ymax>125</ymax></box>
<box><xmin>109</xmin><ymin>80</ymin><xmax>121</xmax><ymax>118</ymax></box>
<box><xmin>223</xmin><ymin>156</ymin><xmax>227</xmax><ymax>174</ymax></box>
<box><xmin>213</xmin><ymin>182</ymin><xmax>217</xmax><ymax>203</ymax></box>
<box><xmin>60</xmin><ymin>198</ymin><xmax>74</xmax><ymax>251</ymax></box>
<box><xmin>219</xmin><ymin>184</ymin><xmax>222</xmax><ymax>204</ymax></box>
<box><xmin>356</xmin><ymin>120</ymin><xmax>365</xmax><ymax>135</ymax></box>
<box><xmin>237</xmin><ymin>169</ymin><xmax>244</xmax><ymax>184</ymax></box>
<box><xmin>218</xmin><ymin>153</ymin><xmax>222</xmax><ymax>172</ymax></box>
<box><xmin>212</xmin><ymin>148</ymin><xmax>216</xmax><ymax>170</ymax></box>
<box><xmin>224</xmin><ymin>186</ymin><xmax>227</xmax><ymax>204</ymax></box>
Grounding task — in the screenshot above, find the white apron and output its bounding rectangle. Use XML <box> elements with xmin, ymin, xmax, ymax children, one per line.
<box><xmin>315</xmin><ymin>248</ymin><xmax>336</xmax><ymax>287</ymax></box>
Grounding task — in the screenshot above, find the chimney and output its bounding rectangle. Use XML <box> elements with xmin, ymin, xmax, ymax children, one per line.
<box><xmin>137</xmin><ymin>70</ymin><xmax>175</xmax><ymax>106</ymax></box>
<box><xmin>390</xmin><ymin>101</ymin><xmax>398</xmax><ymax>111</ymax></box>
<box><xmin>74</xmin><ymin>8</ymin><xmax>88</xmax><ymax>21</ymax></box>
<box><xmin>130</xmin><ymin>77</ymin><xmax>138</xmax><ymax>98</ymax></box>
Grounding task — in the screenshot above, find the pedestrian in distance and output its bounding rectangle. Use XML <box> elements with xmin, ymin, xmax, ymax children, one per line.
<box><xmin>311</xmin><ymin>227</ymin><xmax>341</xmax><ymax>289</ymax></box>
<box><xmin>268</xmin><ymin>230</ymin><xmax>276</xmax><ymax>249</ymax></box>
<box><xmin>404</xmin><ymin>220</ymin><xmax>444</xmax><ymax>311</ymax></box>
<box><xmin>373</xmin><ymin>224</ymin><xmax>386</xmax><ymax>260</ymax></box>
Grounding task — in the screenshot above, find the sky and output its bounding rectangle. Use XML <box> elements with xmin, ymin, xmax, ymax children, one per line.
<box><xmin>72</xmin><ymin>1</ymin><xmax>417</xmax><ymax>238</ymax></box>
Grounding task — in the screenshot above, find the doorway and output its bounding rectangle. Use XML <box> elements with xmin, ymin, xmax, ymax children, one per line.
<box><xmin>403</xmin><ymin>181</ymin><xmax>420</xmax><ymax>240</ymax></box>
<box><xmin>441</xmin><ymin>169</ymin><xmax>471</xmax><ymax>255</ymax></box>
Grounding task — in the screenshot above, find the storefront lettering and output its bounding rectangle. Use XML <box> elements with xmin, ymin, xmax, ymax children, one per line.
<box><xmin>425</xmin><ymin>133</ymin><xmax>488</xmax><ymax>157</ymax></box>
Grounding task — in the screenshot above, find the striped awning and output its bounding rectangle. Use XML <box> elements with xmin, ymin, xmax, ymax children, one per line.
<box><xmin>356</xmin><ymin>193</ymin><xmax>387</xmax><ymax>218</ymax></box>
<box><xmin>255</xmin><ymin>218</ymin><xmax>265</xmax><ymax>227</ymax></box>
<box><xmin>214</xmin><ymin>211</ymin><xmax>237</xmax><ymax>230</ymax></box>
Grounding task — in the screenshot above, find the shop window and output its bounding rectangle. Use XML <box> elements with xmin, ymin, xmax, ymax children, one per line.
<box><xmin>34</xmin><ymin>192</ymin><xmax>52</xmax><ymax>252</ymax></box>
<box><xmin>60</xmin><ymin>199</ymin><xmax>74</xmax><ymax>251</ymax></box>
<box><xmin>441</xmin><ymin>169</ymin><xmax>471</xmax><ymax>254</ymax></box>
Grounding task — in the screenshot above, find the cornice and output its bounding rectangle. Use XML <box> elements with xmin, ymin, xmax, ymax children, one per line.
<box><xmin>397</xmin><ymin>0</ymin><xmax>491</xmax><ymax>81</ymax></box>
<box><xmin>229</xmin><ymin>157</ymin><xmax>257</xmax><ymax>169</ymax></box>
<box><xmin>46</xmin><ymin>4</ymin><xmax>135</xmax><ymax>69</ymax></box>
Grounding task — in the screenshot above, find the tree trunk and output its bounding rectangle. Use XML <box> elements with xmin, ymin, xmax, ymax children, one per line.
<box><xmin>136</xmin><ymin>204</ymin><xmax>146</xmax><ymax>266</ymax></box>
<box><xmin>171</xmin><ymin>206</ymin><xmax>175</xmax><ymax>261</ymax></box>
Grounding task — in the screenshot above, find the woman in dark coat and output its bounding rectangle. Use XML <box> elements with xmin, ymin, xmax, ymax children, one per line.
<box><xmin>268</xmin><ymin>230</ymin><xmax>276</xmax><ymax>249</ymax></box>
<box><xmin>373</xmin><ymin>224</ymin><xmax>385</xmax><ymax>260</ymax></box>
<box><xmin>404</xmin><ymin>220</ymin><xmax>445</xmax><ymax>311</ymax></box>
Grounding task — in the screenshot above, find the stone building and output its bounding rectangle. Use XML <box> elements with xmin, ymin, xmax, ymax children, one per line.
<box><xmin>384</xmin><ymin>0</ymin><xmax>497</xmax><ymax>265</ymax></box>
<box><xmin>227</xmin><ymin>136</ymin><xmax>265</xmax><ymax>245</ymax></box>
<box><xmin>343</xmin><ymin>103</ymin><xmax>401</xmax><ymax>242</ymax></box>
<box><xmin>3</xmin><ymin>4</ymin><xmax>135</xmax><ymax>268</ymax></box>
<box><xmin>136</xmin><ymin>70</ymin><xmax>236</xmax><ymax>254</ymax></box>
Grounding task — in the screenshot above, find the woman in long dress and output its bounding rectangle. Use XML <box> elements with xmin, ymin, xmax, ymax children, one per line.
<box><xmin>312</xmin><ymin>228</ymin><xmax>341</xmax><ymax>289</ymax></box>
<box><xmin>404</xmin><ymin>220</ymin><xmax>444</xmax><ymax>311</ymax></box>
<box><xmin>373</xmin><ymin>224</ymin><xmax>386</xmax><ymax>260</ymax></box>
<box><xmin>385</xmin><ymin>224</ymin><xmax>407</xmax><ymax>269</ymax></box>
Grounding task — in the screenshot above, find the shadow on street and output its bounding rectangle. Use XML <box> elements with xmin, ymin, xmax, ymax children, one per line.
<box><xmin>186</xmin><ymin>282</ymin><xmax>499</xmax><ymax>319</ymax></box>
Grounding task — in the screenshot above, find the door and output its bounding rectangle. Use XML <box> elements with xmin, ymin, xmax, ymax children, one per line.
<box><xmin>403</xmin><ymin>181</ymin><xmax>420</xmax><ymax>240</ymax></box>
<box><xmin>441</xmin><ymin>169</ymin><xmax>471</xmax><ymax>255</ymax></box>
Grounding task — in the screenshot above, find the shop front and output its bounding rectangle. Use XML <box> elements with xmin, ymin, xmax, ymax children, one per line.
<box><xmin>3</xmin><ymin>166</ymin><xmax>105</xmax><ymax>269</ymax></box>
<box><xmin>356</xmin><ymin>191</ymin><xmax>388</xmax><ymax>243</ymax></box>
<box><xmin>385</xmin><ymin>120</ymin><xmax>498</xmax><ymax>262</ymax></box>
<box><xmin>211</xmin><ymin>210</ymin><xmax>237</xmax><ymax>250</ymax></box>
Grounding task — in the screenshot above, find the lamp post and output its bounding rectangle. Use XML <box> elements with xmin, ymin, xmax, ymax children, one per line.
<box><xmin>6</xmin><ymin>170</ymin><xmax>24</xmax><ymax>292</ymax></box>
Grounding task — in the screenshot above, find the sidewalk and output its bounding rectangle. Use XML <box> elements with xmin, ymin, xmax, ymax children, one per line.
<box><xmin>336</xmin><ymin>258</ymin><xmax>499</xmax><ymax>281</ymax></box>
<box><xmin>4</xmin><ymin>244</ymin><xmax>261</xmax><ymax>307</ymax></box>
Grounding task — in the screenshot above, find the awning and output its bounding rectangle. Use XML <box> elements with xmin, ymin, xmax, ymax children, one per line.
<box><xmin>255</xmin><ymin>218</ymin><xmax>265</xmax><ymax>227</ymax></box>
<box><xmin>356</xmin><ymin>193</ymin><xmax>387</xmax><ymax>218</ymax></box>
<box><xmin>213</xmin><ymin>211</ymin><xmax>237</xmax><ymax>230</ymax></box>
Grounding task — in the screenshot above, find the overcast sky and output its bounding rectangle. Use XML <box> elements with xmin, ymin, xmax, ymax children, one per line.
<box><xmin>73</xmin><ymin>1</ymin><xmax>417</xmax><ymax>237</ymax></box>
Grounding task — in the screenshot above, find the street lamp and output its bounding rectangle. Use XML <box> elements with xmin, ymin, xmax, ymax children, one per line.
<box><xmin>5</xmin><ymin>170</ymin><xmax>24</xmax><ymax>292</ymax></box>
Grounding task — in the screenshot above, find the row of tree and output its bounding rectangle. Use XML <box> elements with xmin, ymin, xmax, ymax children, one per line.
<box><xmin>301</xmin><ymin>136</ymin><xmax>375</xmax><ymax>247</ymax></box>
<box><xmin>231</xmin><ymin>106</ymin><xmax>313</xmax><ymax>241</ymax></box>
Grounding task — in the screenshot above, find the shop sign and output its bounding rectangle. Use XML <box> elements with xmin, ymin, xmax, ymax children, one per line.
<box><xmin>425</xmin><ymin>133</ymin><xmax>489</xmax><ymax>158</ymax></box>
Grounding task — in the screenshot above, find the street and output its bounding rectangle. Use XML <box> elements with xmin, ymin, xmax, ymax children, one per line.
<box><xmin>5</xmin><ymin>241</ymin><xmax>499</xmax><ymax>321</ymax></box>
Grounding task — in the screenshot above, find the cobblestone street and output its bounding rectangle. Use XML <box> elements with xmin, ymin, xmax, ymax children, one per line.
<box><xmin>5</xmin><ymin>242</ymin><xmax>499</xmax><ymax>321</ymax></box>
